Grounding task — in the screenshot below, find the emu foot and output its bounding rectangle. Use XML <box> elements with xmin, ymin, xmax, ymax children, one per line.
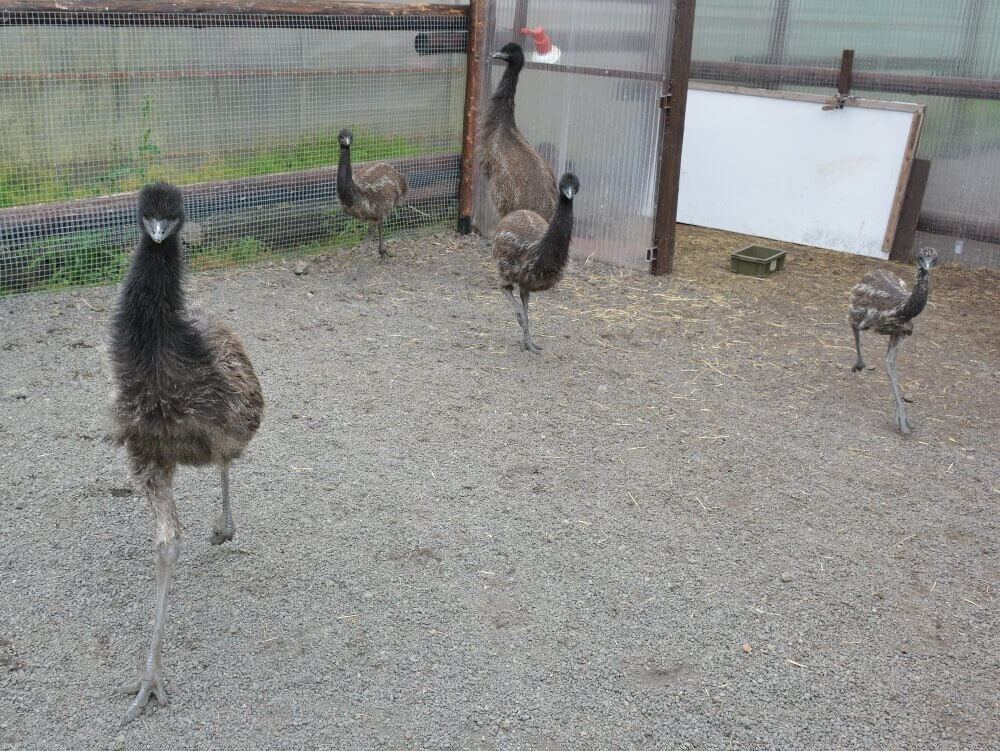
<box><xmin>208</xmin><ymin>517</ymin><xmax>235</xmax><ymax>545</ymax></box>
<box><xmin>896</xmin><ymin>414</ymin><xmax>913</xmax><ymax>435</ymax></box>
<box><xmin>121</xmin><ymin>667</ymin><xmax>168</xmax><ymax>724</ymax></box>
<box><xmin>521</xmin><ymin>339</ymin><xmax>543</xmax><ymax>354</ymax></box>
<box><xmin>851</xmin><ymin>362</ymin><xmax>866</xmax><ymax>373</ymax></box>
<box><xmin>378</xmin><ymin>248</ymin><xmax>393</xmax><ymax>262</ymax></box>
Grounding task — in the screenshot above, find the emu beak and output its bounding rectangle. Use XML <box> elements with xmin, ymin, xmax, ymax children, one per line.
<box><xmin>491</xmin><ymin>51</ymin><xmax>509</xmax><ymax>61</ymax></box>
<box><xmin>143</xmin><ymin>218</ymin><xmax>176</xmax><ymax>243</ymax></box>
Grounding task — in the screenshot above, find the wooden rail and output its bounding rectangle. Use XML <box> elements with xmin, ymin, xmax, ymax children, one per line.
<box><xmin>0</xmin><ymin>1</ymin><xmax>468</xmax><ymax>29</ymax></box>
<box><xmin>0</xmin><ymin>153</ymin><xmax>459</xmax><ymax>244</ymax></box>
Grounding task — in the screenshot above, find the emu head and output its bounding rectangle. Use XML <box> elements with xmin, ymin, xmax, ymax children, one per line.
<box><xmin>916</xmin><ymin>247</ymin><xmax>938</xmax><ymax>272</ymax></box>
<box><xmin>338</xmin><ymin>129</ymin><xmax>354</xmax><ymax>148</ymax></box>
<box><xmin>491</xmin><ymin>42</ymin><xmax>525</xmax><ymax>68</ymax></box>
<box><xmin>138</xmin><ymin>182</ymin><xmax>184</xmax><ymax>243</ymax></box>
<box><xmin>558</xmin><ymin>173</ymin><xmax>580</xmax><ymax>200</ymax></box>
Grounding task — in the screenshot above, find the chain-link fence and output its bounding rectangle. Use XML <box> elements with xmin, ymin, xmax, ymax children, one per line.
<box><xmin>0</xmin><ymin>3</ymin><xmax>468</xmax><ymax>295</ymax></box>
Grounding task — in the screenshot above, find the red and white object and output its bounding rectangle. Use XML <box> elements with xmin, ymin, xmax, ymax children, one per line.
<box><xmin>520</xmin><ymin>27</ymin><xmax>561</xmax><ymax>64</ymax></box>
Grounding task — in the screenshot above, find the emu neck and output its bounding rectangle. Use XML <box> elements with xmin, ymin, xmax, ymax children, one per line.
<box><xmin>337</xmin><ymin>146</ymin><xmax>355</xmax><ymax>207</ymax></box>
<box><xmin>114</xmin><ymin>235</ymin><xmax>186</xmax><ymax>366</ymax></box>
<box><xmin>489</xmin><ymin>63</ymin><xmax>522</xmax><ymax>128</ymax></box>
<box><xmin>899</xmin><ymin>268</ymin><xmax>930</xmax><ymax>321</ymax></box>
<box><xmin>536</xmin><ymin>195</ymin><xmax>574</xmax><ymax>268</ymax></box>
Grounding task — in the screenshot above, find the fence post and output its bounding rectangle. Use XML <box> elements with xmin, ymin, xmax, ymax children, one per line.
<box><xmin>651</xmin><ymin>0</ymin><xmax>696</xmax><ymax>276</ymax></box>
<box><xmin>457</xmin><ymin>0</ymin><xmax>484</xmax><ymax>234</ymax></box>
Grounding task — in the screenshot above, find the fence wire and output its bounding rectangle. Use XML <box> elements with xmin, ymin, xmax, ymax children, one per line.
<box><xmin>693</xmin><ymin>0</ymin><xmax>1000</xmax><ymax>269</ymax></box>
<box><xmin>0</xmin><ymin>10</ymin><xmax>467</xmax><ymax>295</ymax></box>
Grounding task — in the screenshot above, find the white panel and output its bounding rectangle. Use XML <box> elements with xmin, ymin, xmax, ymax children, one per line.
<box><xmin>678</xmin><ymin>86</ymin><xmax>919</xmax><ymax>258</ymax></box>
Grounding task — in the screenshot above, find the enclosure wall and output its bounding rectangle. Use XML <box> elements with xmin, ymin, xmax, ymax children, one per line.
<box><xmin>474</xmin><ymin>0</ymin><xmax>675</xmax><ymax>268</ymax></box>
<box><xmin>692</xmin><ymin>0</ymin><xmax>1000</xmax><ymax>269</ymax></box>
<box><xmin>0</xmin><ymin>5</ymin><xmax>468</xmax><ymax>294</ymax></box>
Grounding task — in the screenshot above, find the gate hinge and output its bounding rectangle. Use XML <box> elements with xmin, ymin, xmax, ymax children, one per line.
<box><xmin>646</xmin><ymin>246</ymin><xmax>658</xmax><ymax>262</ymax></box>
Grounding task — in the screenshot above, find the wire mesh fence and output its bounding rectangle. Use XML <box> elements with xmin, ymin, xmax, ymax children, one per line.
<box><xmin>473</xmin><ymin>0</ymin><xmax>675</xmax><ymax>269</ymax></box>
<box><xmin>0</xmin><ymin>4</ymin><xmax>468</xmax><ymax>295</ymax></box>
<box><xmin>693</xmin><ymin>0</ymin><xmax>1000</xmax><ymax>269</ymax></box>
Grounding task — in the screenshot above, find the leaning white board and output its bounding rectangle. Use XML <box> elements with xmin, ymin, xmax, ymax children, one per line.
<box><xmin>677</xmin><ymin>84</ymin><xmax>924</xmax><ymax>258</ymax></box>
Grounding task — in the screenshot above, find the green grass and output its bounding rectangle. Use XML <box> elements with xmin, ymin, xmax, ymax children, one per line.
<box><xmin>0</xmin><ymin>126</ymin><xmax>433</xmax><ymax>208</ymax></box>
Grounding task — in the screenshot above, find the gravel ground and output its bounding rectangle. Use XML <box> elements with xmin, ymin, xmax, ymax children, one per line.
<box><xmin>1</xmin><ymin>227</ymin><xmax>998</xmax><ymax>750</ymax></box>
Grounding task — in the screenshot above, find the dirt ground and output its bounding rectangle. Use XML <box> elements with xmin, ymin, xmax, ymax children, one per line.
<box><xmin>1</xmin><ymin>226</ymin><xmax>998</xmax><ymax>751</ymax></box>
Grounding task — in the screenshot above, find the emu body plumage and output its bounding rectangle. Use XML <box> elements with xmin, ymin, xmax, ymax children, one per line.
<box><xmin>479</xmin><ymin>43</ymin><xmax>558</xmax><ymax>222</ymax></box>
<box><xmin>848</xmin><ymin>248</ymin><xmax>937</xmax><ymax>434</ymax></box>
<box><xmin>493</xmin><ymin>173</ymin><xmax>579</xmax><ymax>353</ymax></box>
<box><xmin>337</xmin><ymin>128</ymin><xmax>408</xmax><ymax>266</ymax></box>
<box><xmin>110</xmin><ymin>182</ymin><xmax>263</xmax><ymax>723</ymax></box>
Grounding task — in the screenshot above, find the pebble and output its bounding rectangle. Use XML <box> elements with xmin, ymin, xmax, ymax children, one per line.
<box><xmin>499</xmin><ymin>720</ymin><xmax>512</xmax><ymax>731</ymax></box>
<box><xmin>6</xmin><ymin>389</ymin><xmax>27</xmax><ymax>400</ymax></box>
<box><xmin>780</xmin><ymin>571</ymin><xmax>794</xmax><ymax>583</ymax></box>
<box><xmin>742</xmin><ymin>643</ymin><xmax>753</xmax><ymax>654</ymax></box>
<box><xmin>294</xmin><ymin>260</ymin><xmax>310</xmax><ymax>276</ymax></box>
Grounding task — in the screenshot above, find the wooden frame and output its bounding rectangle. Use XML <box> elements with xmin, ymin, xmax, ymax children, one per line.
<box><xmin>690</xmin><ymin>82</ymin><xmax>925</xmax><ymax>255</ymax></box>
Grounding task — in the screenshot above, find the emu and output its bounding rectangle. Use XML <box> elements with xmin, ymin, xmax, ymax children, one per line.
<box><xmin>849</xmin><ymin>247</ymin><xmax>938</xmax><ymax>434</ymax></box>
<box><xmin>109</xmin><ymin>182</ymin><xmax>264</xmax><ymax>723</ymax></box>
<box><xmin>492</xmin><ymin>172</ymin><xmax>579</xmax><ymax>353</ymax></box>
<box><xmin>479</xmin><ymin>42</ymin><xmax>558</xmax><ymax>221</ymax></box>
<box><xmin>337</xmin><ymin>128</ymin><xmax>408</xmax><ymax>268</ymax></box>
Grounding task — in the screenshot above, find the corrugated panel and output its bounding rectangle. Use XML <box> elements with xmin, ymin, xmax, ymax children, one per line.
<box><xmin>475</xmin><ymin>0</ymin><xmax>675</xmax><ymax>268</ymax></box>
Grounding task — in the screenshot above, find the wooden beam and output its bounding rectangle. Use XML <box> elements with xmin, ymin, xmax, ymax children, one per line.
<box><xmin>889</xmin><ymin>158</ymin><xmax>930</xmax><ymax>261</ymax></box>
<box><xmin>457</xmin><ymin>0</ymin><xmax>482</xmax><ymax>233</ymax></box>
<box><xmin>0</xmin><ymin>1</ymin><xmax>467</xmax><ymax>15</ymax></box>
<box><xmin>837</xmin><ymin>49</ymin><xmax>854</xmax><ymax>96</ymax></box>
<box><xmin>651</xmin><ymin>0</ymin><xmax>696</xmax><ymax>276</ymax></box>
<box><xmin>691</xmin><ymin>59</ymin><xmax>1000</xmax><ymax>101</ymax></box>
<box><xmin>916</xmin><ymin>210</ymin><xmax>1000</xmax><ymax>247</ymax></box>
<box><xmin>0</xmin><ymin>2</ymin><xmax>468</xmax><ymax>29</ymax></box>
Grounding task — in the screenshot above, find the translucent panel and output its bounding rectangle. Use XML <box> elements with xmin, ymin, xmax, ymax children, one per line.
<box><xmin>475</xmin><ymin>1</ymin><xmax>675</xmax><ymax>268</ymax></box>
<box><xmin>0</xmin><ymin>11</ymin><xmax>466</xmax><ymax>295</ymax></box>
<box><xmin>694</xmin><ymin>0</ymin><xmax>1000</xmax><ymax>269</ymax></box>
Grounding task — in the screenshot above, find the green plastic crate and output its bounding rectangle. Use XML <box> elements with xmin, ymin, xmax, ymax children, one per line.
<box><xmin>730</xmin><ymin>245</ymin><xmax>786</xmax><ymax>278</ymax></box>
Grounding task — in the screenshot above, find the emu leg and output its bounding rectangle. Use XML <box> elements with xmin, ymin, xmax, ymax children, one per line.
<box><xmin>208</xmin><ymin>462</ymin><xmax>235</xmax><ymax>545</ymax></box>
<box><xmin>520</xmin><ymin>288</ymin><xmax>542</xmax><ymax>354</ymax></box>
<box><xmin>886</xmin><ymin>334</ymin><xmax>911</xmax><ymax>434</ymax></box>
<box><xmin>501</xmin><ymin>285</ymin><xmax>525</xmax><ymax>329</ymax></box>
<box><xmin>123</xmin><ymin>463</ymin><xmax>180</xmax><ymax>724</ymax></box>
<box><xmin>377</xmin><ymin>222</ymin><xmax>391</xmax><ymax>261</ymax></box>
<box><xmin>851</xmin><ymin>326</ymin><xmax>866</xmax><ymax>372</ymax></box>
<box><xmin>353</xmin><ymin>224</ymin><xmax>376</xmax><ymax>274</ymax></box>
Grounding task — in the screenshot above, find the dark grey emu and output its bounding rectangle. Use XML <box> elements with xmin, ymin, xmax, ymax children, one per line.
<box><xmin>479</xmin><ymin>42</ymin><xmax>559</xmax><ymax>221</ymax></box>
<box><xmin>848</xmin><ymin>247</ymin><xmax>938</xmax><ymax>434</ymax></box>
<box><xmin>492</xmin><ymin>173</ymin><xmax>579</xmax><ymax>353</ymax></box>
<box><xmin>336</xmin><ymin>128</ymin><xmax>408</xmax><ymax>269</ymax></box>
<box><xmin>110</xmin><ymin>182</ymin><xmax>264</xmax><ymax>723</ymax></box>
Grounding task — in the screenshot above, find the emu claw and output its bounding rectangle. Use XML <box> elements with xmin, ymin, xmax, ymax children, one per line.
<box><xmin>122</xmin><ymin>669</ymin><xmax>168</xmax><ymax>724</ymax></box>
<box><xmin>208</xmin><ymin>524</ymin><xmax>234</xmax><ymax>546</ymax></box>
<box><xmin>521</xmin><ymin>340</ymin><xmax>543</xmax><ymax>354</ymax></box>
<box><xmin>897</xmin><ymin>415</ymin><xmax>913</xmax><ymax>435</ymax></box>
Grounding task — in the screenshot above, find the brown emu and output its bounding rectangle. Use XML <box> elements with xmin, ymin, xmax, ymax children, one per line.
<box><xmin>492</xmin><ymin>172</ymin><xmax>579</xmax><ymax>353</ymax></box>
<box><xmin>848</xmin><ymin>247</ymin><xmax>938</xmax><ymax>434</ymax></box>
<box><xmin>337</xmin><ymin>128</ymin><xmax>408</xmax><ymax>268</ymax></box>
<box><xmin>109</xmin><ymin>182</ymin><xmax>264</xmax><ymax>723</ymax></box>
<box><xmin>479</xmin><ymin>42</ymin><xmax>558</xmax><ymax>221</ymax></box>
